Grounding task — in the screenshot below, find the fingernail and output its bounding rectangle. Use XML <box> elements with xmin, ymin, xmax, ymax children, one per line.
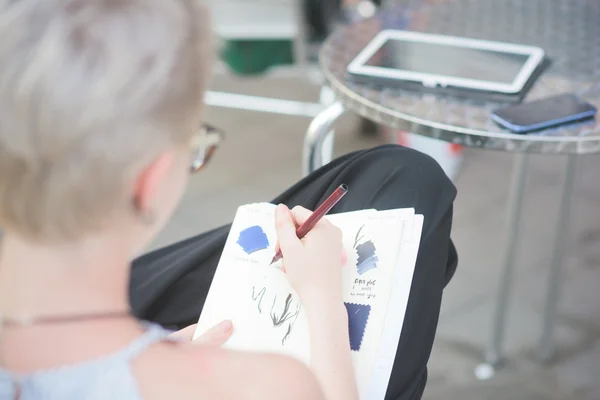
<box><xmin>219</xmin><ymin>320</ymin><xmax>233</xmax><ymax>333</ymax></box>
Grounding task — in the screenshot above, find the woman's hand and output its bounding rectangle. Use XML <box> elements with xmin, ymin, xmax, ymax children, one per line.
<box><xmin>275</xmin><ymin>204</ymin><xmax>359</xmax><ymax>400</ymax></box>
<box><xmin>169</xmin><ymin>320</ymin><xmax>233</xmax><ymax>347</ymax></box>
<box><xmin>274</xmin><ymin>204</ymin><xmax>345</xmax><ymax>308</ymax></box>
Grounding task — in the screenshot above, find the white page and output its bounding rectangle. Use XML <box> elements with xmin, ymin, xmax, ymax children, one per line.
<box><xmin>193</xmin><ymin>204</ymin><xmax>307</xmax><ymax>355</ymax></box>
<box><xmin>347</xmin><ymin>208</ymin><xmax>415</xmax><ymax>399</ymax></box>
<box><xmin>365</xmin><ymin>214</ymin><xmax>424</xmax><ymax>400</ymax></box>
<box><xmin>329</xmin><ymin>208</ymin><xmax>413</xmax><ymax>397</ymax></box>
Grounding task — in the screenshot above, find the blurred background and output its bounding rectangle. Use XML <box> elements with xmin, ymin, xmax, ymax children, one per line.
<box><xmin>148</xmin><ymin>0</ymin><xmax>600</xmax><ymax>399</ymax></box>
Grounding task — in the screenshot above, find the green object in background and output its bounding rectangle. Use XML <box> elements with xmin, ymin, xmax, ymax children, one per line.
<box><xmin>221</xmin><ymin>39</ymin><xmax>294</xmax><ymax>76</ymax></box>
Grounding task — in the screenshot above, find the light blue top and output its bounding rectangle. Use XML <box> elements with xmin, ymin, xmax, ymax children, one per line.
<box><xmin>0</xmin><ymin>323</ymin><xmax>172</xmax><ymax>400</ymax></box>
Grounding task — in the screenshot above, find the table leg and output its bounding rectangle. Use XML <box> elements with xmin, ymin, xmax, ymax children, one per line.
<box><xmin>475</xmin><ymin>153</ymin><xmax>530</xmax><ymax>380</ymax></box>
<box><xmin>537</xmin><ymin>155</ymin><xmax>577</xmax><ymax>362</ymax></box>
<box><xmin>302</xmin><ymin>101</ymin><xmax>345</xmax><ymax>176</ymax></box>
<box><xmin>319</xmin><ymin>87</ymin><xmax>338</xmax><ymax>167</ymax></box>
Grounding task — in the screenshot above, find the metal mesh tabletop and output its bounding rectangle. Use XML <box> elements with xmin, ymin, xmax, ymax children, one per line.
<box><xmin>320</xmin><ymin>0</ymin><xmax>600</xmax><ymax>154</ymax></box>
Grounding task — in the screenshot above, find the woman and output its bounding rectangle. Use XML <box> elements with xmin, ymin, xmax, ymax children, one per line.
<box><xmin>0</xmin><ymin>0</ymin><xmax>457</xmax><ymax>399</ymax></box>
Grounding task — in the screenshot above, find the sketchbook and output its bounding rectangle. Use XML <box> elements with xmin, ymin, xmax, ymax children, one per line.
<box><xmin>194</xmin><ymin>203</ymin><xmax>423</xmax><ymax>400</ymax></box>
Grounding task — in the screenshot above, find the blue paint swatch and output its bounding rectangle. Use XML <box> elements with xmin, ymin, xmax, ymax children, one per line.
<box><xmin>356</xmin><ymin>240</ymin><xmax>379</xmax><ymax>275</ymax></box>
<box><xmin>237</xmin><ymin>225</ymin><xmax>269</xmax><ymax>254</ymax></box>
<box><xmin>344</xmin><ymin>303</ymin><xmax>371</xmax><ymax>351</ymax></box>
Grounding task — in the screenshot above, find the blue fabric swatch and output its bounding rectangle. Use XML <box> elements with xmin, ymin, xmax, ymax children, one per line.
<box><xmin>237</xmin><ymin>225</ymin><xmax>269</xmax><ymax>254</ymax></box>
<box><xmin>356</xmin><ymin>240</ymin><xmax>379</xmax><ymax>275</ymax></box>
<box><xmin>344</xmin><ymin>302</ymin><xmax>371</xmax><ymax>351</ymax></box>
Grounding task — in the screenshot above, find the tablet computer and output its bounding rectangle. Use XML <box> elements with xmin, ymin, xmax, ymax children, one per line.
<box><xmin>347</xmin><ymin>30</ymin><xmax>546</xmax><ymax>99</ymax></box>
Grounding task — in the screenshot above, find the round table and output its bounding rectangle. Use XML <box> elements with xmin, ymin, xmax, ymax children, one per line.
<box><xmin>303</xmin><ymin>0</ymin><xmax>600</xmax><ymax>377</ymax></box>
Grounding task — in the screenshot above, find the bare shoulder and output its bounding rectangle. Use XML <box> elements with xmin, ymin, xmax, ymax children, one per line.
<box><xmin>133</xmin><ymin>342</ymin><xmax>324</xmax><ymax>400</ymax></box>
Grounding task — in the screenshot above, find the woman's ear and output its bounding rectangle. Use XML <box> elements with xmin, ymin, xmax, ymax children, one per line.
<box><xmin>132</xmin><ymin>151</ymin><xmax>176</xmax><ymax>221</ymax></box>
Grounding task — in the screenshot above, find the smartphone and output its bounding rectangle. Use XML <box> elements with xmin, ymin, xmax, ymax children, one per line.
<box><xmin>490</xmin><ymin>93</ymin><xmax>597</xmax><ymax>133</ymax></box>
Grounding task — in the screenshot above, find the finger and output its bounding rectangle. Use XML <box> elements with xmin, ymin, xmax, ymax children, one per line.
<box><xmin>275</xmin><ymin>204</ymin><xmax>302</xmax><ymax>255</ymax></box>
<box><xmin>341</xmin><ymin>247</ymin><xmax>347</xmax><ymax>265</ymax></box>
<box><xmin>168</xmin><ymin>324</ymin><xmax>197</xmax><ymax>341</ymax></box>
<box><xmin>193</xmin><ymin>320</ymin><xmax>233</xmax><ymax>347</ymax></box>
<box><xmin>292</xmin><ymin>205</ymin><xmax>335</xmax><ymax>231</ymax></box>
<box><xmin>291</xmin><ymin>205</ymin><xmax>314</xmax><ymax>225</ymax></box>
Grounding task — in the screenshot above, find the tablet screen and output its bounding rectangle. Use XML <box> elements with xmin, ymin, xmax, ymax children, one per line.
<box><xmin>365</xmin><ymin>38</ymin><xmax>531</xmax><ymax>85</ymax></box>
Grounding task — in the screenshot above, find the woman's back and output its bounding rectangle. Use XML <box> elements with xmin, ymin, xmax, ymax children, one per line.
<box><xmin>0</xmin><ymin>322</ymin><xmax>322</xmax><ymax>400</ymax></box>
<box><xmin>0</xmin><ymin>324</ymin><xmax>169</xmax><ymax>400</ymax></box>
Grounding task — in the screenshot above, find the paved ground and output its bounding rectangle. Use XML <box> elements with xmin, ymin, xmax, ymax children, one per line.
<box><xmin>150</xmin><ymin>75</ymin><xmax>600</xmax><ymax>400</ymax></box>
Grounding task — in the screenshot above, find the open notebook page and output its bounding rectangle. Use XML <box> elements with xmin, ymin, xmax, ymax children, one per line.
<box><xmin>328</xmin><ymin>207</ymin><xmax>414</xmax><ymax>396</ymax></box>
<box><xmin>194</xmin><ymin>204</ymin><xmax>377</xmax><ymax>363</ymax></box>
<box><xmin>194</xmin><ymin>203</ymin><xmax>417</xmax><ymax>398</ymax></box>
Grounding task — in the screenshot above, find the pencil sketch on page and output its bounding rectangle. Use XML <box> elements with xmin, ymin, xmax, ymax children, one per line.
<box><xmin>252</xmin><ymin>285</ymin><xmax>302</xmax><ymax>345</ymax></box>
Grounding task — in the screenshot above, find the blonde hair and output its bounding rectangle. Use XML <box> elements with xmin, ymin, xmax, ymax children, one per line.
<box><xmin>0</xmin><ymin>0</ymin><xmax>212</xmax><ymax>240</ymax></box>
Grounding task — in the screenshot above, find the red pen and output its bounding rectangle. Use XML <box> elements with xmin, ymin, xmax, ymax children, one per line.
<box><xmin>270</xmin><ymin>184</ymin><xmax>348</xmax><ymax>265</ymax></box>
